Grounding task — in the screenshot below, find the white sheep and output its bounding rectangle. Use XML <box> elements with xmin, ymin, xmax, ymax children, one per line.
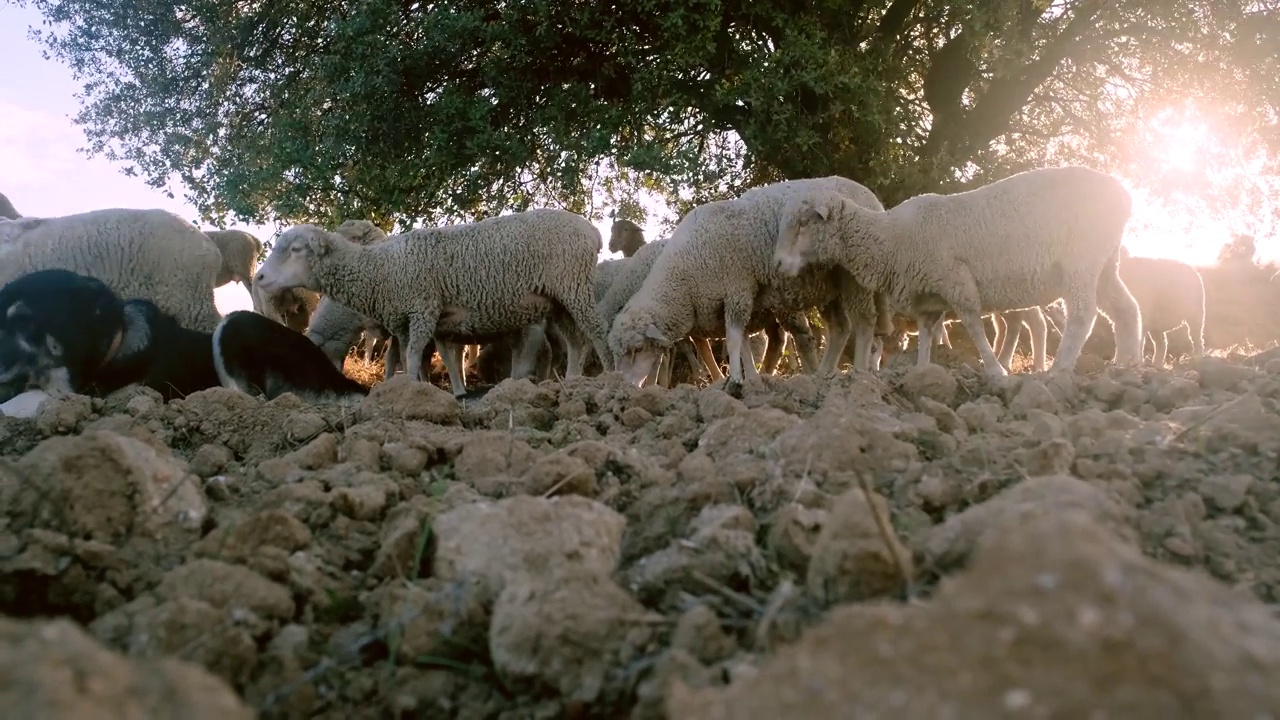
<box><xmin>773</xmin><ymin>165</ymin><xmax>1144</xmax><ymax>378</ymax></box>
<box><xmin>609</xmin><ymin>218</ymin><xmax>647</xmax><ymax>257</ymax></box>
<box><xmin>0</xmin><ymin>207</ymin><xmax>224</xmax><ymax>332</ymax></box>
<box><xmin>205</xmin><ymin>229</ymin><xmax>262</xmax><ymax>288</ymax></box>
<box><xmin>594</xmin><ymin>238</ymin><xmax>723</xmax><ymax>385</ymax></box>
<box><xmin>1114</xmin><ymin>249</ymin><xmax>1206</xmax><ymax>365</ymax></box>
<box><xmin>252</xmin><ymin>219</ymin><xmax>386</xmax><ymax>334</ymax></box>
<box><xmin>1044</xmin><ymin>248</ymin><xmax>1205</xmax><ymax>366</ymax></box>
<box><xmin>254</xmin><ymin>208</ymin><xmax>612</xmax><ymax>390</ymax></box>
<box><xmin>609</xmin><ymin>176</ymin><xmax>886</xmax><ymax>389</ymax></box>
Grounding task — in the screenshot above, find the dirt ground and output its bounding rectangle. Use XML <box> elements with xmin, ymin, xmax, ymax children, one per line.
<box><xmin>5</xmin><ymin>259</ymin><xmax>1280</xmax><ymax>718</ymax></box>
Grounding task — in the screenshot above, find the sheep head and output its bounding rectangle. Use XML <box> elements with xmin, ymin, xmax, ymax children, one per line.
<box><xmin>608</xmin><ymin>305</ymin><xmax>670</xmax><ymax>387</ymax></box>
<box><xmin>0</xmin><ymin>269</ymin><xmax>126</xmax><ymax>403</ymax></box>
<box><xmin>207</xmin><ymin>229</ymin><xmax>263</xmax><ymax>288</ymax></box>
<box><xmin>255</xmin><ymin>224</ymin><xmax>336</xmax><ymax>295</ymax></box>
<box><xmin>775</xmin><ymin>192</ymin><xmax>842</xmax><ymax>276</ymax></box>
<box><xmin>609</xmin><ymin>219</ymin><xmax>645</xmax><ymax>257</ymax></box>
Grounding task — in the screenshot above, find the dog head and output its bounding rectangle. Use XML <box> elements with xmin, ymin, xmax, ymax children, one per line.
<box><xmin>0</xmin><ymin>269</ymin><xmax>126</xmax><ymax>400</ymax></box>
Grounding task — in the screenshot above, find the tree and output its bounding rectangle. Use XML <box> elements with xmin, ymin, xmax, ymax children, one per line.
<box><xmin>19</xmin><ymin>0</ymin><xmax>1280</xmax><ymax>231</ymax></box>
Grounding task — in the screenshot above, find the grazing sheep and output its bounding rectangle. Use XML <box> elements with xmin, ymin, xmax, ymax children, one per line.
<box><xmin>0</xmin><ymin>208</ymin><xmax>224</xmax><ymax>332</ymax></box>
<box><xmin>1113</xmin><ymin>250</ymin><xmax>1206</xmax><ymax>365</ymax></box>
<box><xmin>0</xmin><ymin>192</ymin><xmax>19</xmax><ymax>220</ymax></box>
<box><xmin>609</xmin><ymin>176</ymin><xmax>885</xmax><ymax>389</ymax></box>
<box><xmin>255</xmin><ymin>208</ymin><xmax>611</xmax><ymax>392</ymax></box>
<box><xmin>252</xmin><ymin>284</ymin><xmax>320</xmax><ymax>333</ymax></box>
<box><xmin>596</xmin><ymin>238</ymin><xmax>720</xmax><ymax>384</ymax></box>
<box><xmin>1044</xmin><ymin>249</ymin><xmax>1206</xmax><ymax>366</ymax></box>
<box><xmin>206</xmin><ymin>229</ymin><xmax>262</xmax><ymax>288</ymax></box>
<box><xmin>609</xmin><ymin>218</ymin><xmax>646</xmax><ymax>257</ymax></box>
<box><xmin>252</xmin><ymin>219</ymin><xmax>385</xmax><ymax>333</ymax></box>
<box><xmin>0</xmin><ymin>269</ymin><xmax>364</xmax><ymax>408</ymax></box>
<box><xmin>774</xmin><ymin>165</ymin><xmax>1143</xmax><ymax>378</ymax></box>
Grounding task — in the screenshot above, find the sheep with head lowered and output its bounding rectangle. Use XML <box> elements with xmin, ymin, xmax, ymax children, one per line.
<box><xmin>773</xmin><ymin>165</ymin><xmax>1144</xmax><ymax>379</ymax></box>
<box><xmin>595</xmin><ymin>239</ymin><xmax>720</xmax><ymax>386</ymax></box>
<box><xmin>1044</xmin><ymin>247</ymin><xmax>1205</xmax><ymax>366</ymax></box>
<box><xmin>609</xmin><ymin>176</ymin><xmax>886</xmax><ymax>391</ymax></box>
<box><xmin>250</xmin><ymin>219</ymin><xmax>385</xmax><ymax>333</ymax></box>
<box><xmin>0</xmin><ymin>207</ymin><xmax>225</xmax><ymax>332</ymax></box>
<box><xmin>254</xmin><ymin>208</ymin><xmax>612</xmax><ymax>390</ymax></box>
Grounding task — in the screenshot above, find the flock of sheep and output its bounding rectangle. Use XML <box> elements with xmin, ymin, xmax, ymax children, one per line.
<box><xmin>0</xmin><ymin>165</ymin><xmax>1211</xmax><ymax>402</ymax></box>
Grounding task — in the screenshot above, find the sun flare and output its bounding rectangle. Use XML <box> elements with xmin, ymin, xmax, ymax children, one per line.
<box><xmin>1151</xmin><ymin>115</ymin><xmax>1214</xmax><ymax>174</ymax></box>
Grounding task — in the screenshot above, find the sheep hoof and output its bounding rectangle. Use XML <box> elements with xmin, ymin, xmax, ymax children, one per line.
<box><xmin>724</xmin><ymin>379</ymin><xmax>744</xmax><ymax>399</ymax></box>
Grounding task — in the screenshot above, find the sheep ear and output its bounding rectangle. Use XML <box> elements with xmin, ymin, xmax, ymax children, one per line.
<box><xmin>306</xmin><ymin>232</ymin><xmax>332</xmax><ymax>257</ymax></box>
<box><xmin>643</xmin><ymin>324</ymin><xmax>669</xmax><ymax>344</ymax></box>
<box><xmin>812</xmin><ymin>200</ymin><xmax>832</xmax><ymax>222</ymax></box>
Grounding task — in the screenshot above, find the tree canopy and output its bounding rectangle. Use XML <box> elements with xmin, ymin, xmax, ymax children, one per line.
<box><xmin>18</xmin><ymin>0</ymin><xmax>1280</xmax><ymax>232</ymax></box>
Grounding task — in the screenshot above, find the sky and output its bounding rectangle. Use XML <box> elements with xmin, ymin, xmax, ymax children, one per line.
<box><xmin>1</xmin><ymin>1</ymin><xmax>1268</xmax><ymax>312</ymax></box>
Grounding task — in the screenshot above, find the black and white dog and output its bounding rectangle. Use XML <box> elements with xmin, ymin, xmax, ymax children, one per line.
<box><xmin>0</xmin><ymin>269</ymin><xmax>367</xmax><ymax>416</ymax></box>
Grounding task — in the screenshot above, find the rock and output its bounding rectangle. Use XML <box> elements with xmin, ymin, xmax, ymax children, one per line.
<box><xmin>5</xmin><ymin>430</ymin><xmax>206</xmax><ymax>545</ymax></box>
<box><xmin>806</xmin><ymin>487</ymin><xmax>911</xmax><ymax>603</ymax></box>
<box><xmin>1199</xmin><ymin>475</ymin><xmax>1253</xmax><ymax>513</ymax></box>
<box><xmin>360</xmin><ymin>374</ymin><xmax>460</xmax><ymax>424</ymax></box>
<box><xmin>899</xmin><ymin>364</ymin><xmax>957</xmax><ymax>405</ymax></box>
<box><xmin>155</xmin><ymin>559</ymin><xmax>295</xmax><ymax>621</ymax></box>
<box><xmin>1</xmin><ymin>617</ymin><xmax>253</xmax><ymax>719</ymax></box>
<box><xmin>918</xmin><ymin>474</ymin><xmax>1134</xmax><ymax>571</ymax></box>
<box><xmin>489</xmin><ymin>567</ymin><xmax>661</xmax><ymax>702</ymax></box>
<box><xmin>667</xmin><ymin>513</ymin><xmax>1280</xmax><ymax>718</ymax></box>
<box><xmin>432</xmin><ymin>495</ymin><xmax>626</xmax><ymax>603</ymax></box>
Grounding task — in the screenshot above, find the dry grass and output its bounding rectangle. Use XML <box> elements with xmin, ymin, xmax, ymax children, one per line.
<box><xmin>343</xmin><ymin>354</ymin><xmax>386</xmax><ymax>388</ymax></box>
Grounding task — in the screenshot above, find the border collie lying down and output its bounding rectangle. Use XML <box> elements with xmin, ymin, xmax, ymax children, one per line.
<box><xmin>0</xmin><ymin>269</ymin><xmax>367</xmax><ymax>417</ymax></box>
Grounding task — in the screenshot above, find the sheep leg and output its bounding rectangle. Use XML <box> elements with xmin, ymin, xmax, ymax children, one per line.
<box><xmin>996</xmin><ymin>316</ymin><xmax>1023</xmax><ymax>371</ymax></box>
<box><xmin>740</xmin><ymin>332</ymin><xmax>761</xmax><ymax>379</ymax></box>
<box><xmin>955</xmin><ymin>308</ymin><xmax>1008</xmax><ymax>378</ymax></box>
<box><xmin>848</xmin><ymin>321</ymin><xmax>876</xmax><ymax>373</ymax></box>
<box><xmin>676</xmin><ymin>339</ymin><xmax>705</xmax><ymax>381</ymax></box>
<box><xmin>868</xmin><ymin>336</ymin><xmax>884</xmax><ymax>372</ymax></box>
<box><xmin>760</xmin><ymin>321</ymin><xmax>786</xmax><ymax>375</ymax></box>
<box><xmin>1152</xmin><ymin>332</ymin><xmax>1169</xmax><ymax>367</ymax></box>
<box><xmin>1053</xmin><ymin>282</ymin><xmax>1103</xmax><ymax>373</ymax></box>
<box><xmin>934</xmin><ymin>317</ymin><xmax>952</xmax><ymax>348</ymax></box>
<box><xmin>1026</xmin><ymin>308</ymin><xmax>1048</xmax><ymax>373</ymax></box>
<box><xmin>656</xmin><ymin>348</ymin><xmax>674</xmax><ymax>387</ymax></box>
<box><xmin>404</xmin><ymin>315</ymin><xmax>439</xmax><ymax>384</ymax></box>
<box><xmin>816</xmin><ymin>300</ymin><xmax>853</xmax><ymax>376</ymax></box>
<box><xmin>1095</xmin><ymin>251</ymin><xmax>1143</xmax><ymax>366</ymax></box>
<box><xmin>915</xmin><ymin>311</ymin><xmax>944</xmax><ymax>366</ymax></box>
<box><xmin>511</xmin><ymin>321</ymin><xmax>547</xmax><ymax>380</ymax></box>
<box><xmin>991</xmin><ymin>312</ymin><xmax>1008</xmax><ymax>359</ymax></box>
<box><xmin>1190</xmin><ymin>305</ymin><xmax>1206</xmax><ymax>358</ymax></box>
<box><xmin>644</xmin><ymin>351</ymin><xmax>664</xmax><ymax>387</ymax></box>
<box><xmin>383</xmin><ymin>336</ymin><xmax>401</xmax><ymax>380</ymax></box>
<box><xmin>437</xmin><ymin>339</ymin><xmax>468</xmax><ymax>396</ymax></box>
<box><xmin>724</xmin><ymin>312</ymin><xmax>751</xmax><ymax>393</ymax></box>
<box><xmin>692</xmin><ymin>337</ymin><xmax>725</xmax><ymax>381</ymax></box>
<box><xmin>546</xmin><ymin>318</ymin><xmax>584</xmax><ymax>377</ymax></box>
<box><xmin>556</xmin><ymin>283</ymin><xmax>613</xmax><ymax>373</ymax></box>
<box><xmin>782</xmin><ymin>313</ymin><xmax>822</xmax><ymax>374</ymax></box>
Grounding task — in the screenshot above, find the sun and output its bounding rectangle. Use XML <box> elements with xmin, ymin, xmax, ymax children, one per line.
<box><xmin>1148</xmin><ymin>110</ymin><xmax>1215</xmax><ymax>174</ymax></box>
